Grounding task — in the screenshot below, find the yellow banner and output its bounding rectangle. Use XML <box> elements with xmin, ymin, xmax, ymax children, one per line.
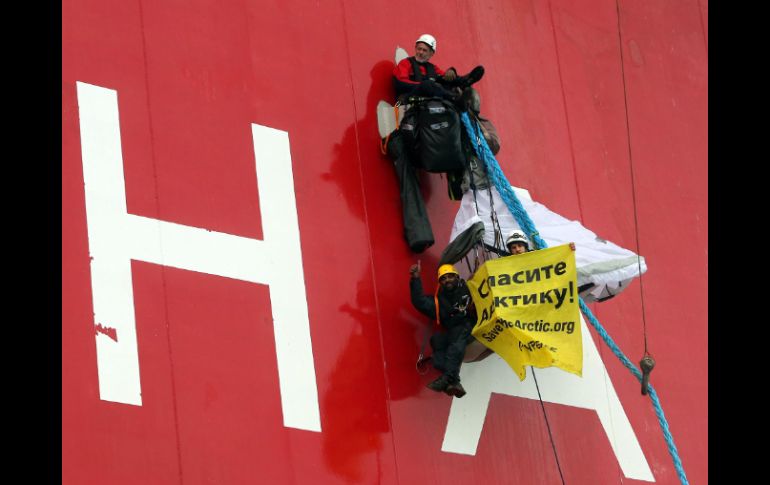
<box><xmin>467</xmin><ymin>244</ymin><xmax>582</xmax><ymax>380</ymax></box>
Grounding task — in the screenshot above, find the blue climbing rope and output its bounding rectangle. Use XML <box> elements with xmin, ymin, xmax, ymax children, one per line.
<box><xmin>460</xmin><ymin>111</ymin><xmax>689</xmax><ymax>485</ymax></box>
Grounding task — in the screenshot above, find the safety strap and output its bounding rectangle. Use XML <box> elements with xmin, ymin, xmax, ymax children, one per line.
<box><xmin>433</xmin><ymin>287</ymin><xmax>441</xmax><ymax>328</ymax></box>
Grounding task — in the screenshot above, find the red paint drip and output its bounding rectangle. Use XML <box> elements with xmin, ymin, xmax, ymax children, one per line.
<box><xmin>95</xmin><ymin>323</ymin><xmax>118</xmax><ymax>342</ymax></box>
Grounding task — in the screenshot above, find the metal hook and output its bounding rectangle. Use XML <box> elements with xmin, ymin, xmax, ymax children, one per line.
<box><xmin>640</xmin><ymin>354</ymin><xmax>656</xmax><ymax>395</ymax></box>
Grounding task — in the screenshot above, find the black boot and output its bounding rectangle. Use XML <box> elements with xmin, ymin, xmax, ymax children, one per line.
<box><xmin>427</xmin><ymin>374</ymin><xmax>452</xmax><ymax>392</ymax></box>
<box><xmin>457</xmin><ymin>65</ymin><xmax>485</xmax><ymax>89</ymax></box>
<box><xmin>445</xmin><ymin>381</ymin><xmax>467</xmax><ymax>398</ymax></box>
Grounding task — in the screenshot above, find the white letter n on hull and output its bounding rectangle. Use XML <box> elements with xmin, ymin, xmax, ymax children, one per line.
<box><xmin>75</xmin><ymin>81</ymin><xmax>321</xmax><ymax>432</ymax></box>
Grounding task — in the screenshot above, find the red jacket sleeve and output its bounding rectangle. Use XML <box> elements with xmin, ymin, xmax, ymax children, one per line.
<box><xmin>393</xmin><ymin>58</ymin><xmax>418</xmax><ymax>86</ymax></box>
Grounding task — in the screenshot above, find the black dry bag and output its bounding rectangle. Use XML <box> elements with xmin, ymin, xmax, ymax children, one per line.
<box><xmin>412</xmin><ymin>99</ymin><xmax>466</xmax><ymax>173</ymax></box>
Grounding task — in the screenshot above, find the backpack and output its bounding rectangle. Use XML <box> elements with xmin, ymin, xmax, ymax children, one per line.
<box><xmin>401</xmin><ymin>98</ymin><xmax>466</xmax><ymax>174</ymax></box>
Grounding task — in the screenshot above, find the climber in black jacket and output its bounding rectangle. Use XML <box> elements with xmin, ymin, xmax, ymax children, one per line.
<box><xmin>409</xmin><ymin>261</ymin><xmax>476</xmax><ymax>398</ymax></box>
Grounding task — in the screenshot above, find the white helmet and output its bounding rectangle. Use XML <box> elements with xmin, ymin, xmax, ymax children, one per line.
<box><xmin>415</xmin><ymin>34</ymin><xmax>437</xmax><ymax>52</ymax></box>
<box><xmin>505</xmin><ymin>229</ymin><xmax>530</xmax><ymax>251</ymax></box>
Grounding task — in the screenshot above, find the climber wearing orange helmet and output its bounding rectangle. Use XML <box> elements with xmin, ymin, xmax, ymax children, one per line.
<box><xmin>408</xmin><ymin>260</ymin><xmax>476</xmax><ymax>398</ymax></box>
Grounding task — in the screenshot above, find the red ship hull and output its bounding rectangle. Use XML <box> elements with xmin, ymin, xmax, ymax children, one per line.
<box><xmin>62</xmin><ymin>1</ymin><xmax>708</xmax><ymax>483</ymax></box>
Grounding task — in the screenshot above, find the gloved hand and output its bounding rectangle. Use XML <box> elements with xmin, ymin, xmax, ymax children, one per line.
<box><xmin>409</xmin><ymin>260</ymin><xmax>421</xmax><ymax>278</ymax></box>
